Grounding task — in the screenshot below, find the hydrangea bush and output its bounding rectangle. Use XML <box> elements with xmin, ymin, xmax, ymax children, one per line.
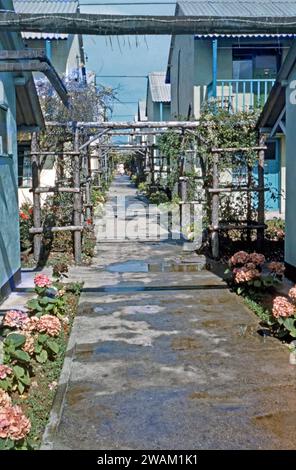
<box><xmin>271</xmin><ymin>290</ymin><xmax>296</xmax><ymax>338</ymax></box>
<box><xmin>227</xmin><ymin>251</ymin><xmax>283</xmax><ymax>295</ymax></box>
<box><xmin>0</xmin><ymin>272</ymin><xmax>68</xmax><ymax>449</ymax></box>
<box><xmin>228</xmin><ymin>251</ymin><xmax>296</xmax><ymax>339</ymax></box>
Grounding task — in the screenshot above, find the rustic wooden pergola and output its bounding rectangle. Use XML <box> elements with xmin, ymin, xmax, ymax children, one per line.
<box><xmin>28</xmin><ymin>119</ymin><xmax>267</xmax><ymax>262</ymax></box>
<box><xmin>8</xmin><ymin>7</ymin><xmax>279</xmax><ymax>261</ymax></box>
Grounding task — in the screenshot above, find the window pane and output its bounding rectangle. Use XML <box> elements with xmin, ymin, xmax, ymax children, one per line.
<box><xmin>233</xmin><ymin>59</ymin><xmax>253</xmax><ymax>80</ymax></box>
<box><xmin>23</xmin><ymin>151</ymin><xmax>32</xmax><ymax>186</ymax></box>
<box><xmin>254</xmin><ymin>55</ymin><xmax>277</xmax><ymax>79</ymax></box>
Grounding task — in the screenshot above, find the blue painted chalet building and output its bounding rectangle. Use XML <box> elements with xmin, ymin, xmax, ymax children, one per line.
<box><xmin>166</xmin><ymin>0</ymin><xmax>296</xmax><ymax>215</ymax></box>
<box><xmin>0</xmin><ymin>0</ymin><xmax>44</xmax><ymax>301</ymax></box>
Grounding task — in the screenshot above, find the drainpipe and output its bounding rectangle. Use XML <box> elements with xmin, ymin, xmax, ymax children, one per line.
<box><xmin>159</xmin><ymin>102</ymin><xmax>163</xmax><ymax>121</ymax></box>
<box><xmin>212</xmin><ymin>39</ymin><xmax>218</xmax><ymax>98</ymax></box>
<box><xmin>45</xmin><ymin>40</ymin><xmax>52</xmax><ymax>61</ymax></box>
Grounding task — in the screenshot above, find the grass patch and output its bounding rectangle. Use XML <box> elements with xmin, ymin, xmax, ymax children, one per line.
<box><xmin>243</xmin><ymin>295</ymin><xmax>272</xmax><ymax>324</ymax></box>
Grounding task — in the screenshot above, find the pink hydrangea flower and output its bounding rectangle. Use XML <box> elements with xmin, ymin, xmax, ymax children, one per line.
<box><xmin>22</xmin><ymin>316</ymin><xmax>40</xmax><ymax>333</ymax></box>
<box><xmin>0</xmin><ymin>390</ymin><xmax>12</xmax><ymax>408</ymax></box>
<box><xmin>249</xmin><ymin>253</ymin><xmax>265</xmax><ymax>266</ymax></box>
<box><xmin>229</xmin><ymin>251</ymin><xmax>250</xmax><ymax>266</ymax></box>
<box><xmin>3</xmin><ymin>310</ymin><xmax>29</xmax><ymax>329</ymax></box>
<box><xmin>268</xmin><ymin>261</ymin><xmax>285</xmax><ymax>276</ymax></box>
<box><xmin>0</xmin><ymin>405</ymin><xmax>31</xmax><ymax>440</ymax></box>
<box><xmin>288</xmin><ymin>286</ymin><xmax>296</xmax><ymax>303</ymax></box>
<box><xmin>272</xmin><ymin>296</ymin><xmax>295</xmax><ymax>319</ymax></box>
<box><xmin>34</xmin><ymin>274</ymin><xmax>52</xmax><ymax>288</ymax></box>
<box><xmin>37</xmin><ymin>315</ymin><xmax>61</xmax><ymax>337</ymax></box>
<box><xmin>0</xmin><ymin>365</ymin><xmax>13</xmax><ymax>380</ymax></box>
<box><xmin>22</xmin><ymin>333</ymin><xmax>35</xmax><ymax>356</ymax></box>
<box><xmin>234</xmin><ymin>267</ymin><xmax>260</xmax><ymax>284</ymax></box>
<box><xmin>245</xmin><ymin>262</ymin><xmax>257</xmax><ymax>270</ymax></box>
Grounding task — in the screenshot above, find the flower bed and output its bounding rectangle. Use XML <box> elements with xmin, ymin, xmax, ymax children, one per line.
<box><xmin>227</xmin><ymin>251</ymin><xmax>296</xmax><ymax>342</ymax></box>
<box><xmin>0</xmin><ymin>271</ymin><xmax>82</xmax><ymax>449</ymax></box>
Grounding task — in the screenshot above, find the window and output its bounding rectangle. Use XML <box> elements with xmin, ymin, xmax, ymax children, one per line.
<box><xmin>233</xmin><ymin>59</ymin><xmax>253</xmax><ymax>80</ymax></box>
<box><xmin>0</xmin><ymin>106</ymin><xmax>8</xmax><ymax>155</ymax></box>
<box><xmin>18</xmin><ymin>146</ymin><xmax>32</xmax><ymax>187</ymax></box>
<box><xmin>233</xmin><ymin>48</ymin><xmax>281</xmax><ymax>80</ymax></box>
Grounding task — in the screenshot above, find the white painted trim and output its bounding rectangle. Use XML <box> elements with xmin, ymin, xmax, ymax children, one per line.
<box><xmin>270</xmin><ymin>106</ymin><xmax>286</xmax><ymax>137</ymax></box>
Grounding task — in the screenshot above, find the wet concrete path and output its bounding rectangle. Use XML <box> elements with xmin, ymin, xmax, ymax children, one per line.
<box><xmin>43</xmin><ymin>176</ymin><xmax>296</xmax><ymax>450</ymax></box>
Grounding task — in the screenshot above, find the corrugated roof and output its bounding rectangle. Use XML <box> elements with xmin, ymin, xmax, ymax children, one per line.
<box><xmin>148</xmin><ymin>72</ymin><xmax>171</xmax><ymax>103</ymax></box>
<box><xmin>13</xmin><ymin>0</ymin><xmax>78</xmax><ymax>39</ymax></box>
<box><xmin>16</xmin><ymin>76</ymin><xmax>45</xmax><ymax>130</ymax></box>
<box><xmin>178</xmin><ymin>0</ymin><xmax>296</xmax><ymax>17</ymax></box>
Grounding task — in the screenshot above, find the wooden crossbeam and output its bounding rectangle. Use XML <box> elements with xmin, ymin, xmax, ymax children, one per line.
<box><xmin>33</xmin><ymin>187</ymin><xmax>80</xmax><ymax>194</ymax></box>
<box><xmin>208</xmin><ymin>186</ymin><xmax>268</xmax><ymax>193</ymax></box>
<box><xmin>211</xmin><ymin>146</ymin><xmax>267</xmax><ymax>153</ymax></box>
<box><xmin>1</xmin><ymin>12</ymin><xmax>296</xmax><ymax>36</ymax></box>
<box><xmin>29</xmin><ymin>225</ymin><xmax>84</xmax><ymax>234</ymax></box>
<box><xmin>46</xmin><ymin>121</ymin><xmax>199</xmax><ymax>129</ymax></box>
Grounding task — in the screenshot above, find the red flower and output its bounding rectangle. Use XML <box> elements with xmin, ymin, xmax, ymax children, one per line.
<box><xmin>20</xmin><ymin>212</ymin><xmax>29</xmax><ymax>221</ymax></box>
<box><xmin>86</xmin><ymin>218</ymin><xmax>92</xmax><ymax>225</ymax></box>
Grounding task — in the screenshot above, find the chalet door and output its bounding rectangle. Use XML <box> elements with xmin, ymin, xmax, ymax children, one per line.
<box><xmin>264</xmin><ymin>139</ymin><xmax>280</xmax><ymax>212</ymax></box>
<box><xmin>252</xmin><ymin>139</ymin><xmax>280</xmax><ymax>212</ymax></box>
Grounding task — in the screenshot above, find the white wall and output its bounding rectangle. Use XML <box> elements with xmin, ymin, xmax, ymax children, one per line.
<box><xmin>285</xmin><ymin>73</ymin><xmax>296</xmax><ymax>267</ymax></box>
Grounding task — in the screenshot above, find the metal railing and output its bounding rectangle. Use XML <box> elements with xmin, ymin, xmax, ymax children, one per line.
<box><xmin>207</xmin><ymin>78</ymin><xmax>276</xmax><ymax>111</ymax></box>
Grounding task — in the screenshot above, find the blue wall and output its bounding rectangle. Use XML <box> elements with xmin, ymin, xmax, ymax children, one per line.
<box><xmin>0</xmin><ymin>49</ymin><xmax>21</xmax><ymax>299</ymax></box>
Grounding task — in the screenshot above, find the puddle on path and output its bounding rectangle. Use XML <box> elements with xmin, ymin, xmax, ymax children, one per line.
<box><xmin>105</xmin><ymin>260</ymin><xmax>204</xmax><ymax>273</ymax></box>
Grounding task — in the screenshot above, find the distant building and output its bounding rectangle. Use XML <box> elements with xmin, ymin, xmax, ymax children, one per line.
<box><xmin>13</xmin><ymin>0</ymin><xmax>86</xmax><ymax>81</ymax></box>
<box><xmin>0</xmin><ymin>0</ymin><xmax>44</xmax><ymax>301</ymax></box>
<box><xmin>137</xmin><ymin>100</ymin><xmax>147</xmax><ymax>123</ymax></box>
<box><xmin>166</xmin><ymin>0</ymin><xmax>296</xmax><ymax>213</ymax></box>
<box><xmin>145</xmin><ymin>73</ymin><xmax>171</xmax><ymax>184</ymax></box>
<box><xmin>146</xmin><ymin>72</ymin><xmax>171</xmax><ymax>122</ymax></box>
<box><xmin>14</xmin><ymin>1</ymin><xmax>87</xmax><ymax>205</ymax></box>
<box><xmin>167</xmin><ymin>0</ymin><xmax>296</xmax><ymax>119</ymax></box>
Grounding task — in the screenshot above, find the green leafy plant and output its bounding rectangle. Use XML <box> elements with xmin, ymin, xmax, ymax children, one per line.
<box><xmin>137</xmin><ymin>181</ymin><xmax>149</xmax><ymax>195</ymax></box>
<box><xmin>266</xmin><ymin>218</ymin><xmax>285</xmax><ymax>241</ymax></box>
<box><xmin>3</xmin><ymin>334</ymin><xmax>31</xmax><ymax>394</ymax></box>
<box><xmin>34</xmin><ymin>333</ymin><xmax>59</xmax><ymax>364</ymax></box>
<box><xmin>27</xmin><ymin>295</ymin><xmax>66</xmax><ymax>319</ymax></box>
<box><xmin>65</xmin><ymin>281</ymin><xmax>83</xmax><ymax>296</ymax></box>
<box><xmin>149</xmin><ymin>191</ymin><xmax>169</xmax><ymax>205</ymax></box>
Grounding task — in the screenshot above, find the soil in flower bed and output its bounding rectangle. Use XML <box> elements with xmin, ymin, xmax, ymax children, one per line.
<box><xmin>13</xmin><ymin>291</ymin><xmax>79</xmax><ymax>448</ymax></box>
<box><xmin>218</xmin><ymin>238</ymin><xmax>284</xmax><ymax>264</ymax></box>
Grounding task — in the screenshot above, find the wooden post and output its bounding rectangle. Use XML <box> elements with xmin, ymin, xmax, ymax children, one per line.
<box><xmin>211</xmin><ymin>153</ymin><xmax>219</xmax><ymax>259</ymax></box>
<box><xmin>31</xmin><ymin>132</ymin><xmax>42</xmax><ymax>262</ymax></box>
<box><xmin>179</xmin><ymin>177</ymin><xmax>188</xmax><ymax>202</ymax></box>
<box><xmin>85</xmin><ymin>146</ymin><xmax>92</xmax><ymax>220</ymax></box>
<box><xmin>257</xmin><ymin>134</ymin><xmax>266</xmax><ymax>251</ymax></box>
<box><xmin>73</xmin><ymin>126</ymin><xmax>82</xmax><ymax>264</ymax></box>
<box><xmin>247</xmin><ymin>164</ymin><xmax>252</xmax><ymax>243</ymax></box>
<box><xmin>151</xmin><ymin>148</ymin><xmax>155</xmax><ymax>185</ymax></box>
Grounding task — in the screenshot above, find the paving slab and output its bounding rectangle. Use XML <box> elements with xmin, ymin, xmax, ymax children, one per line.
<box><xmin>42</xmin><ymin>176</ymin><xmax>296</xmax><ymax>450</ymax></box>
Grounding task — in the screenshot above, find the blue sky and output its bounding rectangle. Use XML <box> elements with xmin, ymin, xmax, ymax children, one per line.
<box><xmin>79</xmin><ymin>0</ymin><xmax>175</xmax><ymax>121</ymax></box>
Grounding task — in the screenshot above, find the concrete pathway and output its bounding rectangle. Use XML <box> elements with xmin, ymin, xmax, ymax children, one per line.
<box><xmin>43</xmin><ymin>176</ymin><xmax>296</xmax><ymax>450</ymax></box>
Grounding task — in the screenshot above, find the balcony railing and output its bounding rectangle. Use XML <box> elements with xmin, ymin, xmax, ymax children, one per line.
<box><xmin>207</xmin><ymin>79</ymin><xmax>276</xmax><ymax>112</ymax></box>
